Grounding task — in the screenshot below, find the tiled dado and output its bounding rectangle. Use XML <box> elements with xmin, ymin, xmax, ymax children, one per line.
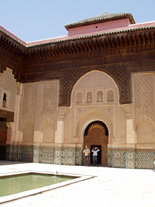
<box><xmin>6</xmin><ymin>145</ymin><xmax>33</xmax><ymax>162</ymax></box>
<box><xmin>108</xmin><ymin>149</ymin><xmax>126</xmax><ymax>168</ymax></box>
<box><xmin>38</xmin><ymin>147</ymin><xmax>82</xmax><ymax>165</ymax></box>
<box><xmin>108</xmin><ymin>148</ymin><xmax>155</xmax><ymax>169</ymax></box>
<box><xmin>126</xmin><ymin>151</ymin><xmax>135</xmax><ymax>169</ymax></box>
<box><xmin>6</xmin><ymin>145</ymin><xmax>155</xmax><ymax>169</ymax></box>
<box><xmin>135</xmin><ymin>150</ymin><xmax>154</xmax><ymax>169</ymax></box>
<box><xmin>6</xmin><ymin>145</ymin><xmax>82</xmax><ymax>165</ymax></box>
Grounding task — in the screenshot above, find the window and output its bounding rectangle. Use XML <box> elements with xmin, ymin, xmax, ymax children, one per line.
<box><xmin>87</xmin><ymin>91</ymin><xmax>92</xmax><ymax>103</ymax></box>
<box><xmin>76</xmin><ymin>92</ymin><xmax>82</xmax><ymax>103</ymax></box>
<box><xmin>107</xmin><ymin>90</ymin><xmax>114</xmax><ymax>102</ymax></box>
<box><xmin>2</xmin><ymin>93</ymin><xmax>7</xmax><ymax>108</ymax></box>
<box><xmin>97</xmin><ymin>91</ymin><xmax>103</xmax><ymax>102</ymax></box>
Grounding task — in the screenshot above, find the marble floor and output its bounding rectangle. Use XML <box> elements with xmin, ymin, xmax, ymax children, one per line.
<box><xmin>0</xmin><ymin>161</ymin><xmax>155</xmax><ymax>207</ymax></box>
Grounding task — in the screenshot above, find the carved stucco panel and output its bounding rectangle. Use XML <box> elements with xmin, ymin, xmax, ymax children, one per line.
<box><xmin>21</xmin><ymin>83</ymin><xmax>37</xmax><ymax>124</ymax></box>
<box><xmin>41</xmin><ymin>81</ymin><xmax>59</xmax><ymax>127</ymax></box>
<box><xmin>133</xmin><ymin>72</ymin><xmax>155</xmax><ymax>124</ymax></box>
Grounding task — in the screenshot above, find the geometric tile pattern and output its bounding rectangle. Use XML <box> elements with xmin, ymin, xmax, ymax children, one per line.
<box><xmin>19</xmin><ymin>146</ymin><xmax>33</xmax><ymax>162</ymax></box>
<box><xmin>54</xmin><ymin>148</ymin><xmax>61</xmax><ymax>165</ymax></box>
<box><xmin>108</xmin><ymin>150</ymin><xmax>126</xmax><ymax>168</ymax></box>
<box><xmin>107</xmin><ymin>150</ymin><xmax>113</xmax><ymax>167</ymax></box>
<box><xmin>126</xmin><ymin>151</ymin><xmax>135</xmax><ymax>169</ymax></box>
<box><xmin>39</xmin><ymin>147</ymin><xmax>54</xmax><ymax>164</ymax></box>
<box><xmin>75</xmin><ymin>148</ymin><xmax>82</xmax><ymax>165</ymax></box>
<box><xmin>113</xmin><ymin>150</ymin><xmax>126</xmax><ymax>168</ymax></box>
<box><xmin>135</xmin><ymin>151</ymin><xmax>154</xmax><ymax>169</ymax></box>
<box><xmin>108</xmin><ymin>149</ymin><xmax>155</xmax><ymax>169</ymax></box>
<box><xmin>6</xmin><ymin>144</ymin><xmax>81</xmax><ymax>166</ymax></box>
<box><xmin>33</xmin><ymin>146</ymin><xmax>39</xmax><ymax>163</ymax></box>
<box><xmin>6</xmin><ymin>145</ymin><xmax>155</xmax><ymax>169</ymax></box>
<box><xmin>6</xmin><ymin>145</ymin><xmax>33</xmax><ymax>162</ymax></box>
<box><xmin>6</xmin><ymin>145</ymin><xmax>13</xmax><ymax>161</ymax></box>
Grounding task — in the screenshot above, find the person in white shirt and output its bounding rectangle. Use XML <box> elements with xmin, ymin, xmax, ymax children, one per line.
<box><xmin>83</xmin><ymin>145</ymin><xmax>90</xmax><ymax>166</ymax></box>
<box><xmin>91</xmin><ymin>147</ymin><xmax>100</xmax><ymax>166</ymax></box>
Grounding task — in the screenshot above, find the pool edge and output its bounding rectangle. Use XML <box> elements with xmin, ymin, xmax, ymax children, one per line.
<box><xmin>0</xmin><ymin>171</ymin><xmax>94</xmax><ymax>204</ymax></box>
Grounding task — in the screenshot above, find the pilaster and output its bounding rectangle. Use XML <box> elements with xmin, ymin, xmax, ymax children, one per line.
<box><xmin>33</xmin><ymin>82</ymin><xmax>43</xmax><ymax>143</ymax></box>
<box><xmin>55</xmin><ymin>107</ymin><xmax>68</xmax><ymax>144</ymax></box>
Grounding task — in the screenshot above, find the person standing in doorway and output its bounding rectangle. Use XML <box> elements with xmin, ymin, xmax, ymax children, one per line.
<box><xmin>83</xmin><ymin>145</ymin><xmax>90</xmax><ymax>166</ymax></box>
<box><xmin>92</xmin><ymin>147</ymin><xmax>100</xmax><ymax>166</ymax></box>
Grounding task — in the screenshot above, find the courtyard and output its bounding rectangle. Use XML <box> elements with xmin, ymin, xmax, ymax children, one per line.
<box><xmin>0</xmin><ymin>161</ymin><xmax>155</xmax><ymax>207</ymax></box>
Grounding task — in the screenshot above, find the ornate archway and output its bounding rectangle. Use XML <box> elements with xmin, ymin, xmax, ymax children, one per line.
<box><xmin>83</xmin><ymin>121</ymin><xmax>108</xmax><ymax>166</ymax></box>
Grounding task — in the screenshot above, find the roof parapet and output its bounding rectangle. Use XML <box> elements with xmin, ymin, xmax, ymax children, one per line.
<box><xmin>65</xmin><ymin>12</ymin><xmax>135</xmax><ymax>30</ymax></box>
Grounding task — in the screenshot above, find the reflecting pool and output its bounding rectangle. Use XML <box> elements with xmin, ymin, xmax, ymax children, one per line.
<box><xmin>0</xmin><ymin>173</ymin><xmax>75</xmax><ymax>197</ymax></box>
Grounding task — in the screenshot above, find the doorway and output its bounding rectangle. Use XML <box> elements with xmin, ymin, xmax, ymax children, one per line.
<box><xmin>83</xmin><ymin>121</ymin><xmax>108</xmax><ymax>166</ymax></box>
<box><xmin>0</xmin><ymin>118</ymin><xmax>7</xmax><ymax>160</ymax></box>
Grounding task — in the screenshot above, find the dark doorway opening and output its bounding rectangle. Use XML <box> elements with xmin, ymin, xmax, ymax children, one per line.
<box><xmin>0</xmin><ymin>117</ymin><xmax>7</xmax><ymax>160</ymax></box>
<box><xmin>90</xmin><ymin>145</ymin><xmax>101</xmax><ymax>165</ymax></box>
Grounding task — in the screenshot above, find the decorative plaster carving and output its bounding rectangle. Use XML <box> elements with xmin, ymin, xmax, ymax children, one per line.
<box><xmin>22</xmin><ymin>83</ymin><xmax>37</xmax><ymax>122</ymax></box>
<box><xmin>0</xmin><ymin>68</ymin><xmax>16</xmax><ymax>93</ymax></box>
<box><xmin>6</xmin><ymin>122</ymin><xmax>14</xmax><ymax>137</ymax></box>
<box><xmin>6</xmin><ymin>122</ymin><xmax>14</xmax><ymax>131</ymax></box>
<box><xmin>59</xmin><ymin>107</ymin><xmax>68</xmax><ymax>116</ymax></box>
<box><xmin>121</xmin><ymin>104</ymin><xmax>131</xmax><ymax>115</ymax></box>
<box><xmin>134</xmin><ymin>73</ymin><xmax>155</xmax><ymax>123</ymax></box>
<box><xmin>136</xmin><ymin>115</ymin><xmax>155</xmax><ymax>128</ymax></box>
<box><xmin>41</xmin><ymin>118</ymin><xmax>55</xmax><ymax>130</ymax></box>
<box><xmin>22</xmin><ymin>119</ymin><xmax>34</xmax><ymax>130</ymax></box>
<box><xmin>41</xmin><ymin>81</ymin><xmax>58</xmax><ymax>126</ymax></box>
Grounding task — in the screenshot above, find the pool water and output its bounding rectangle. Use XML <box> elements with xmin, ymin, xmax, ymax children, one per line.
<box><xmin>0</xmin><ymin>173</ymin><xmax>75</xmax><ymax>197</ymax></box>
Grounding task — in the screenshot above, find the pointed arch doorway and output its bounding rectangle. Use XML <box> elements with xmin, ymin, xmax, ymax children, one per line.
<box><xmin>83</xmin><ymin>121</ymin><xmax>109</xmax><ymax>166</ymax></box>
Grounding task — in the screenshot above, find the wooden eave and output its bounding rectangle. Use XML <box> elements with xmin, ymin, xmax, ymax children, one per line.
<box><xmin>26</xmin><ymin>27</ymin><xmax>155</xmax><ymax>60</ymax></box>
<box><xmin>0</xmin><ymin>31</ymin><xmax>26</xmax><ymax>57</ymax></box>
<box><xmin>1</xmin><ymin>26</ymin><xmax>155</xmax><ymax>61</ymax></box>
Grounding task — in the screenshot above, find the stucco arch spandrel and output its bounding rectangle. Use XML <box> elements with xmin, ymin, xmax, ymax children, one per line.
<box><xmin>71</xmin><ymin>70</ymin><xmax>119</xmax><ymax>104</ymax></box>
<box><xmin>41</xmin><ymin>118</ymin><xmax>55</xmax><ymax>131</ymax></box>
<box><xmin>21</xmin><ymin>115</ymin><xmax>34</xmax><ymax>129</ymax></box>
<box><xmin>76</xmin><ymin>110</ymin><xmax>113</xmax><ymax>144</ymax></box>
<box><xmin>59</xmin><ymin>63</ymin><xmax>130</xmax><ymax>106</ymax></box>
<box><xmin>22</xmin><ymin>119</ymin><xmax>34</xmax><ymax>130</ymax></box>
<box><xmin>136</xmin><ymin>115</ymin><xmax>155</xmax><ymax>130</ymax></box>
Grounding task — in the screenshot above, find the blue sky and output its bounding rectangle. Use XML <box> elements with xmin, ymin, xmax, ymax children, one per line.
<box><xmin>1</xmin><ymin>0</ymin><xmax>155</xmax><ymax>42</ymax></box>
